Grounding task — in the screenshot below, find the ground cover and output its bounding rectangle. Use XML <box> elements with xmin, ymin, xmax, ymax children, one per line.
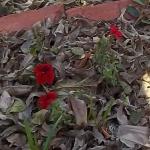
<box><xmin>0</xmin><ymin>0</ymin><xmax>150</xmax><ymax>149</ymax></box>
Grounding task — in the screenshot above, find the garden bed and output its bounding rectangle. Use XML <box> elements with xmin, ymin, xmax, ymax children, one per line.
<box><xmin>0</xmin><ymin>0</ymin><xmax>150</xmax><ymax>150</ymax></box>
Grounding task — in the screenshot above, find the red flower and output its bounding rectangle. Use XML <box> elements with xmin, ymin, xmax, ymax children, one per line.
<box><xmin>38</xmin><ymin>91</ymin><xmax>57</xmax><ymax>109</ymax></box>
<box><xmin>33</xmin><ymin>64</ymin><xmax>55</xmax><ymax>85</ymax></box>
<box><xmin>109</xmin><ymin>25</ymin><xmax>123</xmax><ymax>39</ymax></box>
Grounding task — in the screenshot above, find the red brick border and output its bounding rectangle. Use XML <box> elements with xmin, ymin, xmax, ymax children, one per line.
<box><xmin>67</xmin><ymin>1</ymin><xmax>120</xmax><ymax>21</ymax></box>
<box><xmin>0</xmin><ymin>0</ymin><xmax>132</xmax><ymax>34</ymax></box>
<box><xmin>0</xmin><ymin>5</ymin><xmax>64</xmax><ymax>34</ymax></box>
<box><xmin>67</xmin><ymin>0</ymin><xmax>132</xmax><ymax>21</ymax></box>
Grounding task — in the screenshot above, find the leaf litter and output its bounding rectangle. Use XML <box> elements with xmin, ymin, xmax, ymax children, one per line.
<box><xmin>0</xmin><ymin>1</ymin><xmax>150</xmax><ymax>150</ymax></box>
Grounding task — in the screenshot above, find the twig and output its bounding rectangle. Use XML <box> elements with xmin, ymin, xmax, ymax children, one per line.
<box><xmin>53</xmin><ymin>84</ymin><xmax>97</xmax><ymax>90</ymax></box>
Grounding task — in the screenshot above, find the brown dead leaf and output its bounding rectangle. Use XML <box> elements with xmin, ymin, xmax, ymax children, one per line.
<box><xmin>118</xmin><ymin>125</ymin><xmax>150</xmax><ymax>148</ymax></box>
<box><xmin>0</xmin><ymin>125</ymin><xmax>20</xmax><ymax>138</ymax></box>
<box><xmin>120</xmin><ymin>72</ymin><xmax>137</xmax><ymax>84</ymax></box>
<box><xmin>88</xmin><ymin>146</ymin><xmax>106</xmax><ymax>150</ymax></box>
<box><xmin>7</xmin><ymin>133</ymin><xmax>26</xmax><ymax>147</ymax></box>
<box><xmin>69</xmin><ymin>97</ymin><xmax>87</xmax><ymax>125</ymax></box>
<box><xmin>101</xmin><ymin>127</ymin><xmax>111</xmax><ymax>139</ymax></box>
<box><xmin>117</xmin><ymin>105</ymin><xmax>128</xmax><ymax>125</ymax></box>
<box><xmin>139</xmin><ymin>72</ymin><xmax>150</xmax><ymax>104</ymax></box>
<box><xmin>1</xmin><ymin>85</ymin><xmax>33</xmax><ymax>96</ymax></box>
<box><xmin>74</xmin><ymin>52</ymin><xmax>91</xmax><ymax>69</ymax></box>
<box><xmin>0</xmin><ymin>91</ymin><xmax>14</xmax><ymax>112</ymax></box>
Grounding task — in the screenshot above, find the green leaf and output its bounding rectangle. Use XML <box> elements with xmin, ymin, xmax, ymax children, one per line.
<box><xmin>32</xmin><ymin>109</ymin><xmax>48</xmax><ymax>125</ymax></box>
<box><xmin>43</xmin><ymin>115</ymin><xmax>63</xmax><ymax>150</ymax></box>
<box><xmin>102</xmin><ymin>99</ymin><xmax>116</xmax><ymax>123</ymax></box>
<box><xmin>126</xmin><ymin>6</ymin><xmax>140</xmax><ymax>18</ymax></box>
<box><xmin>94</xmin><ymin>36</ymin><xmax>109</xmax><ymax>65</ymax></box>
<box><xmin>30</xmin><ymin>44</ymin><xmax>39</xmax><ymax>56</ymax></box>
<box><xmin>9</xmin><ymin>99</ymin><xmax>25</xmax><ymax>113</ymax></box>
<box><xmin>24</xmin><ymin>119</ymin><xmax>40</xmax><ymax>150</ymax></box>
<box><xmin>133</xmin><ymin>0</ymin><xmax>145</xmax><ymax>5</ymax></box>
<box><xmin>71</xmin><ymin>47</ymin><xmax>84</xmax><ymax>56</ymax></box>
<box><xmin>98</xmin><ymin>36</ymin><xmax>109</xmax><ymax>50</ymax></box>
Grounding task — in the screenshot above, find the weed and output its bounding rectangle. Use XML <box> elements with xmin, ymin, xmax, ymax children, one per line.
<box><xmin>24</xmin><ymin>119</ymin><xmax>40</xmax><ymax>150</ymax></box>
<box><xmin>94</xmin><ymin>36</ymin><xmax>119</xmax><ymax>86</ymax></box>
<box><xmin>49</xmin><ymin>100</ymin><xmax>72</xmax><ymax>125</ymax></box>
<box><xmin>97</xmin><ymin>98</ymin><xmax>116</xmax><ymax>126</ymax></box>
<box><xmin>24</xmin><ymin>100</ymin><xmax>72</xmax><ymax>150</ymax></box>
<box><xmin>43</xmin><ymin>100</ymin><xmax>72</xmax><ymax>150</ymax></box>
<box><xmin>30</xmin><ymin>28</ymin><xmax>44</xmax><ymax>55</ymax></box>
<box><xmin>43</xmin><ymin>115</ymin><xmax>63</xmax><ymax>150</ymax></box>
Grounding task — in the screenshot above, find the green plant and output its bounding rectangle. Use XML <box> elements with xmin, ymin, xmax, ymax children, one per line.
<box><xmin>43</xmin><ymin>114</ymin><xmax>63</xmax><ymax>150</ymax></box>
<box><xmin>24</xmin><ymin>100</ymin><xmax>72</xmax><ymax>150</ymax></box>
<box><xmin>102</xmin><ymin>61</ymin><xmax>119</xmax><ymax>85</ymax></box>
<box><xmin>24</xmin><ymin>119</ymin><xmax>40</xmax><ymax>150</ymax></box>
<box><xmin>43</xmin><ymin>100</ymin><xmax>72</xmax><ymax>150</ymax></box>
<box><xmin>101</xmin><ymin>99</ymin><xmax>115</xmax><ymax>124</ymax></box>
<box><xmin>94</xmin><ymin>36</ymin><xmax>119</xmax><ymax>86</ymax></box>
<box><xmin>30</xmin><ymin>28</ymin><xmax>44</xmax><ymax>55</ymax></box>
<box><xmin>49</xmin><ymin>100</ymin><xmax>72</xmax><ymax>125</ymax></box>
<box><xmin>94</xmin><ymin>36</ymin><xmax>109</xmax><ymax>66</ymax></box>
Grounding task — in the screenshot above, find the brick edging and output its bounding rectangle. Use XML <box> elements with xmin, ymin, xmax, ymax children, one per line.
<box><xmin>0</xmin><ymin>0</ymin><xmax>132</xmax><ymax>34</ymax></box>
<box><xmin>0</xmin><ymin>5</ymin><xmax>64</xmax><ymax>34</ymax></box>
<box><xmin>66</xmin><ymin>0</ymin><xmax>132</xmax><ymax>21</ymax></box>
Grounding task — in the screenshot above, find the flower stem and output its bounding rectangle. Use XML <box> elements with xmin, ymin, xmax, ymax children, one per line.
<box><xmin>42</xmin><ymin>85</ymin><xmax>49</xmax><ymax>93</ymax></box>
<box><xmin>43</xmin><ymin>114</ymin><xmax>63</xmax><ymax>150</ymax></box>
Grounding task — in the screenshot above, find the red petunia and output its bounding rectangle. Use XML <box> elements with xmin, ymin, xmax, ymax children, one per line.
<box><xmin>109</xmin><ymin>25</ymin><xmax>123</xmax><ymax>39</ymax></box>
<box><xmin>38</xmin><ymin>91</ymin><xmax>57</xmax><ymax>109</ymax></box>
<box><xmin>33</xmin><ymin>64</ymin><xmax>55</xmax><ymax>85</ymax></box>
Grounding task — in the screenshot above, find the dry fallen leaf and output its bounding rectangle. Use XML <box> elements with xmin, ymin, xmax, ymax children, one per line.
<box><xmin>118</xmin><ymin>125</ymin><xmax>150</xmax><ymax>148</ymax></box>
<box><xmin>120</xmin><ymin>72</ymin><xmax>137</xmax><ymax>84</ymax></box>
<box><xmin>70</xmin><ymin>97</ymin><xmax>87</xmax><ymax>125</ymax></box>
<box><xmin>0</xmin><ymin>90</ymin><xmax>14</xmax><ymax>112</ymax></box>
<box><xmin>88</xmin><ymin>146</ymin><xmax>106</xmax><ymax>150</ymax></box>
<box><xmin>1</xmin><ymin>85</ymin><xmax>33</xmax><ymax>96</ymax></box>
<box><xmin>0</xmin><ymin>125</ymin><xmax>20</xmax><ymax>138</ymax></box>
<box><xmin>7</xmin><ymin>133</ymin><xmax>26</xmax><ymax>147</ymax></box>
<box><xmin>139</xmin><ymin>72</ymin><xmax>150</xmax><ymax>104</ymax></box>
<box><xmin>117</xmin><ymin>105</ymin><xmax>128</xmax><ymax>125</ymax></box>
